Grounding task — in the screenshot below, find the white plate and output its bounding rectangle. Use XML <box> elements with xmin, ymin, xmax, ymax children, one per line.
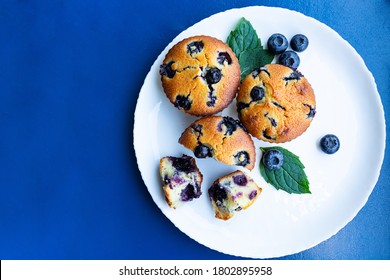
<box><xmin>133</xmin><ymin>6</ymin><xmax>385</xmax><ymax>258</ymax></box>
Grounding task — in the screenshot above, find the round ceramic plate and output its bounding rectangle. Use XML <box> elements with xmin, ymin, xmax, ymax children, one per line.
<box><xmin>133</xmin><ymin>6</ymin><xmax>385</xmax><ymax>258</ymax></box>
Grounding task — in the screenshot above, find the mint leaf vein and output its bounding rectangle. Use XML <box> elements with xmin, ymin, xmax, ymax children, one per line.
<box><xmin>226</xmin><ymin>17</ymin><xmax>274</xmax><ymax>80</ymax></box>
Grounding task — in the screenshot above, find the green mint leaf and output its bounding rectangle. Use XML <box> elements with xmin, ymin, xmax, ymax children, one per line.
<box><xmin>226</xmin><ymin>17</ymin><xmax>275</xmax><ymax>81</ymax></box>
<box><xmin>239</xmin><ymin>48</ymin><xmax>274</xmax><ymax>80</ymax></box>
<box><xmin>226</xmin><ymin>17</ymin><xmax>260</xmax><ymax>58</ymax></box>
<box><xmin>260</xmin><ymin>146</ymin><xmax>311</xmax><ymax>194</ymax></box>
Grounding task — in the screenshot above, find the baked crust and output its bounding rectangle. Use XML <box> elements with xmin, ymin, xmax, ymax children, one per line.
<box><xmin>179</xmin><ymin>116</ymin><xmax>255</xmax><ymax>170</ymax></box>
<box><xmin>160</xmin><ymin>35</ymin><xmax>240</xmax><ymax>116</ymax></box>
<box><xmin>237</xmin><ymin>64</ymin><xmax>316</xmax><ymax>143</ymax></box>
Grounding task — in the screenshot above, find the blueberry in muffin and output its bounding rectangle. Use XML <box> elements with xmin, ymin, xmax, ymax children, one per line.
<box><xmin>160</xmin><ymin>35</ymin><xmax>240</xmax><ymax>116</ymax></box>
<box><xmin>208</xmin><ymin>170</ymin><xmax>262</xmax><ymax>220</ymax></box>
<box><xmin>178</xmin><ymin>116</ymin><xmax>256</xmax><ymax>170</ymax></box>
<box><xmin>159</xmin><ymin>155</ymin><xmax>203</xmax><ymax>209</ymax></box>
<box><xmin>237</xmin><ymin>64</ymin><xmax>316</xmax><ymax>143</ymax></box>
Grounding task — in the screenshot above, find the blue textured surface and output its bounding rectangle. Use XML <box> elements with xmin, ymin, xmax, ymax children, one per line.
<box><xmin>0</xmin><ymin>0</ymin><xmax>389</xmax><ymax>260</ymax></box>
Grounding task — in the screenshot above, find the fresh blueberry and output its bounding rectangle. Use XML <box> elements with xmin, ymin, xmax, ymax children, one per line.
<box><xmin>171</xmin><ymin>156</ymin><xmax>195</xmax><ymax>173</ymax></box>
<box><xmin>194</xmin><ymin>144</ymin><xmax>211</xmax><ymax>158</ymax></box>
<box><xmin>290</xmin><ymin>34</ymin><xmax>309</xmax><ymax>52</ymax></box>
<box><xmin>205</xmin><ymin>67</ymin><xmax>222</xmax><ymax>84</ymax></box>
<box><xmin>159</xmin><ymin>61</ymin><xmax>176</xmax><ymax>78</ymax></box>
<box><xmin>250</xmin><ymin>86</ymin><xmax>265</xmax><ymax>101</ymax></box>
<box><xmin>278</xmin><ymin>50</ymin><xmax>300</xmax><ymax>69</ymax></box>
<box><xmin>187</xmin><ymin>41</ymin><xmax>204</xmax><ymax>56</ymax></box>
<box><xmin>175</xmin><ymin>95</ymin><xmax>192</xmax><ymax>110</ymax></box>
<box><xmin>262</xmin><ymin>149</ymin><xmax>284</xmax><ymax>170</ymax></box>
<box><xmin>320</xmin><ymin>134</ymin><xmax>340</xmax><ymax>154</ymax></box>
<box><xmin>267</xmin><ymin>33</ymin><xmax>288</xmax><ymax>55</ymax></box>
<box><xmin>234</xmin><ymin>151</ymin><xmax>250</xmax><ymax>167</ymax></box>
<box><xmin>233</xmin><ymin>174</ymin><xmax>247</xmax><ymax>186</ymax></box>
<box><xmin>217</xmin><ymin>52</ymin><xmax>232</xmax><ymax>65</ymax></box>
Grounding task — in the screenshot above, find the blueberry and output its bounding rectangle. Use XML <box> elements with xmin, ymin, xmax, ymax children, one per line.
<box><xmin>233</xmin><ymin>174</ymin><xmax>247</xmax><ymax>186</ymax></box>
<box><xmin>272</xmin><ymin>101</ymin><xmax>286</xmax><ymax>111</ymax></box>
<box><xmin>250</xmin><ymin>86</ymin><xmax>265</xmax><ymax>101</ymax></box>
<box><xmin>320</xmin><ymin>134</ymin><xmax>340</xmax><ymax>154</ymax></box>
<box><xmin>252</xmin><ymin>67</ymin><xmax>270</xmax><ymax>78</ymax></box>
<box><xmin>206</xmin><ymin>90</ymin><xmax>217</xmax><ymax>107</ymax></box>
<box><xmin>268</xmin><ymin>117</ymin><xmax>277</xmax><ymax>127</ymax></box>
<box><xmin>171</xmin><ymin>156</ymin><xmax>195</xmax><ymax>173</ymax></box>
<box><xmin>205</xmin><ymin>67</ymin><xmax>222</xmax><ymax>84</ymax></box>
<box><xmin>191</xmin><ymin>124</ymin><xmax>203</xmax><ymax>139</ymax></box>
<box><xmin>290</xmin><ymin>34</ymin><xmax>309</xmax><ymax>52</ymax></box>
<box><xmin>208</xmin><ymin>183</ymin><xmax>227</xmax><ymax>204</ymax></box>
<box><xmin>217</xmin><ymin>52</ymin><xmax>232</xmax><ymax>65</ymax></box>
<box><xmin>262</xmin><ymin>149</ymin><xmax>284</xmax><ymax>170</ymax></box>
<box><xmin>218</xmin><ymin>116</ymin><xmax>238</xmax><ymax>136</ymax></box>
<box><xmin>234</xmin><ymin>151</ymin><xmax>250</xmax><ymax>167</ymax></box>
<box><xmin>163</xmin><ymin>174</ymin><xmax>170</xmax><ymax>185</ymax></box>
<box><xmin>187</xmin><ymin>41</ymin><xmax>204</xmax><ymax>56</ymax></box>
<box><xmin>159</xmin><ymin>61</ymin><xmax>176</xmax><ymax>78</ymax></box>
<box><xmin>267</xmin><ymin>33</ymin><xmax>288</xmax><ymax>55</ymax></box>
<box><xmin>248</xmin><ymin>190</ymin><xmax>257</xmax><ymax>200</ymax></box>
<box><xmin>237</xmin><ymin>102</ymin><xmax>249</xmax><ymax>113</ymax></box>
<box><xmin>171</xmin><ymin>174</ymin><xmax>185</xmax><ymax>185</ymax></box>
<box><xmin>304</xmin><ymin>104</ymin><xmax>316</xmax><ymax>118</ymax></box>
<box><xmin>283</xmin><ymin>70</ymin><xmax>303</xmax><ymax>81</ymax></box>
<box><xmin>175</xmin><ymin>95</ymin><xmax>192</xmax><ymax>110</ymax></box>
<box><xmin>180</xmin><ymin>184</ymin><xmax>201</xmax><ymax>202</ymax></box>
<box><xmin>278</xmin><ymin>50</ymin><xmax>300</xmax><ymax>69</ymax></box>
<box><xmin>194</xmin><ymin>144</ymin><xmax>212</xmax><ymax>158</ymax></box>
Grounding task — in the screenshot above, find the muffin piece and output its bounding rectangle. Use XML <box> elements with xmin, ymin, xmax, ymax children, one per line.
<box><xmin>159</xmin><ymin>155</ymin><xmax>203</xmax><ymax>209</ymax></box>
<box><xmin>179</xmin><ymin>116</ymin><xmax>256</xmax><ymax>170</ymax></box>
<box><xmin>237</xmin><ymin>64</ymin><xmax>316</xmax><ymax>143</ymax></box>
<box><xmin>159</xmin><ymin>35</ymin><xmax>240</xmax><ymax>116</ymax></box>
<box><xmin>208</xmin><ymin>170</ymin><xmax>262</xmax><ymax>220</ymax></box>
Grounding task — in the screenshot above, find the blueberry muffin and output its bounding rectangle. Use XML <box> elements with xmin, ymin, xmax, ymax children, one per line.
<box><xmin>178</xmin><ymin>116</ymin><xmax>255</xmax><ymax>170</ymax></box>
<box><xmin>208</xmin><ymin>170</ymin><xmax>262</xmax><ymax>220</ymax></box>
<box><xmin>237</xmin><ymin>64</ymin><xmax>316</xmax><ymax>143</ymax></box>
<box><xmin>159</xmin><ymin>35</ymin><xmax>240</xmax><ymax>116</ymax></box>
<box><xmin>159</xmin><ymin>155</ymin><xmax>203</xmax><ymax>209</ymax></box>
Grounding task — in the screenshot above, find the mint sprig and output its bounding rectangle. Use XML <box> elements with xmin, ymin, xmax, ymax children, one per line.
<box><xmin>226</xmin><ymin>18</ymin><xmax>274</xmax><ymax>80</ymax></box>
<box><xmin>260</xmin><ymin>146</ymin><xmax>311</xmax><ymax>194</ymax></box>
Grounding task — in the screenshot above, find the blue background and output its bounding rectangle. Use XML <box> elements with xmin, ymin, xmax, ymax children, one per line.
<box><xmin>0</xmin><ymin>0</ymin><xmax>389</xmax><ymax>260</ymax></box>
